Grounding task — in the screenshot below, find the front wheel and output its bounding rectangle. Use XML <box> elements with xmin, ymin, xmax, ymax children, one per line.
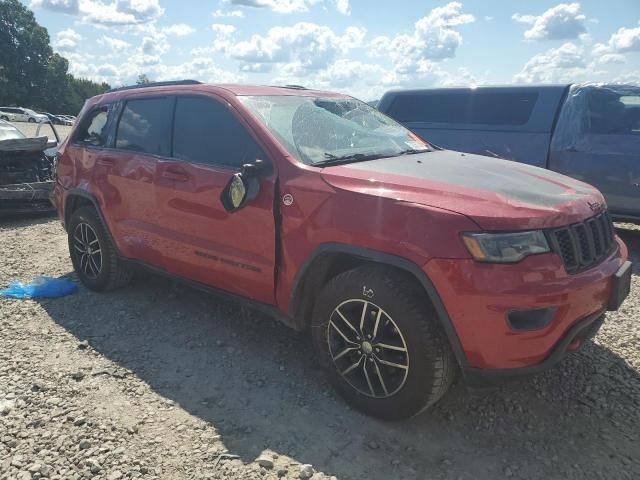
<box><xmin>311</xmin><ymin>266</ymin><xmax>456</xmax><ymax>420</ymax></box>
<box><xmin>0</xmin><ymin>116</ymin><xmax>8</xmax><ymax>121</ymax></box>
<box><xmin>68</xmin><ymin>206</ymin><xmax>133</xmax><ymax>291</ymax></box>
<box><xmin>28</xmin><ymin>117</ymin><xmax>35</xmax><ymax>123</ymax></box>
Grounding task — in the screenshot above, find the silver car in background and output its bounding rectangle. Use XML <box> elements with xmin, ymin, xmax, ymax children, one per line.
<box><xmin>0</xmin><ymin>107</ymin><xmax>48</xmax><ymax>123</ymax></box>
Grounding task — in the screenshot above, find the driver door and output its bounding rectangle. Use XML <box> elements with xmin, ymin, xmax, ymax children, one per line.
<box><xmin>155</xmin><ymin>94</ymin><xmax>277</xmax><ymax>305</ymax></box>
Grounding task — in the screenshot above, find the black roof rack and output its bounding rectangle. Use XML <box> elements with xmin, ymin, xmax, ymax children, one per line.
<box><xmin>280</xmin><ymin>84</ymin><xmax>308</xmax><ymax>90</ymax></box>
<box><xmin>106</xmin><ymin>80</ymin><xmax>203</xmax><ymax>93</ymax></box>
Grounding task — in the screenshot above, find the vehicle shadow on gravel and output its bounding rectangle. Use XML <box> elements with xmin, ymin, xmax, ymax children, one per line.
<box><xmin>37</xmin><ymin>263</ymin><xmax>640</xmax><ymax>479</ymax></box>
<box><xmin>0</xmin><ymin>212</ymin><xmax>56</xmax><ymax>229</ymax></box>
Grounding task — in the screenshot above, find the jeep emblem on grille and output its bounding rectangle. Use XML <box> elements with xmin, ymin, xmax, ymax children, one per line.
<box><xmin>588</xmin><ymin>201</ymin><xmax>602</xmax><ymax>212</ymax></box>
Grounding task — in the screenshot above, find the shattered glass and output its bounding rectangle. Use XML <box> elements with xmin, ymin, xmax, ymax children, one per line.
<box><xmin>239</xmin><ymin>95</ymin><xmax>430</xmax><ymax>165</ymax></box>
<box><xmin>551</xmin><ymin>83</ymin><xmax>640</xmax><ymax>155</ymax></box>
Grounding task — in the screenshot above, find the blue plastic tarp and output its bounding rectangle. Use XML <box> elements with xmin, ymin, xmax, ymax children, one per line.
<box><xmin>0</xmin><ymin>276</ymin><xmax>78</xmax><ymax>299</ymax></box>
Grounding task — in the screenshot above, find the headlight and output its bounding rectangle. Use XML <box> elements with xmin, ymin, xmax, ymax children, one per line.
<box><xmin>462</xmin><ymin>231</ymin><xmax>550</xmax><ymax>263</ymax></box>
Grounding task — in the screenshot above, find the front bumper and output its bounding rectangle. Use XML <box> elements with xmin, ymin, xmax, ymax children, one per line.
<box><xmin>425</xmin><ymin>237</ymin><xmax>629</xmax><ymax>373</ymax></box>
<box><xmin>464</xmin><ymin>309</ymin><xmax>605</xmax><ymax>385</ymax></box>
<box><xmin>0</xmin><ymin>181</ymin><xmax>55</xmax><ymax>215</ymax></box>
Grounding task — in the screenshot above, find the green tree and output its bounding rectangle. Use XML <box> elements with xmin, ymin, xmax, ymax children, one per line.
<box><xmin>68</xmin><ymin>77</ymin><xmax>110</xmax><ymax>113</ymax></box>
<box><xmin>40</xmin><ymin>53</ymin><xmax>72</xmax><ymax>113</ymax></box>
<box><xmin>0</xmin><ymin>0</ymin><xmax>110</xmax><ymax>114</ymax></box>
<box><xmin>0</xmin><ymin>0</ymin><xmax>52</xmax><ymax>107</ymax></box>
<box><xmin>136</xmin><ymin>73</ymin><xmax>152</xmax><ymax>85</ymax></box>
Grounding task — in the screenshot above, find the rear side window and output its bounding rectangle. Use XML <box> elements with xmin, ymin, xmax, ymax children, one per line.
<box><xmin>387</xmin><ymin>91</ymin><xmax>538</xmax><ymax>126</ymax></box>
<box><xmin>172</xmin><ymin>96</ymin><xmax>262</xmax><ymax>168</ymax></box>
<box><xmin>116</xmin><ymin>97</ymin><xmax>173</xmax><ymax>156</ymax></box>
<box><xmin>75</xmin><ymin>106</ymin><xmax>110</xmax><ymax>147</ymax></box>
<box><xmin>586</xmin><ymin>91</ymin><xmax>640</xmax><ymax>135</ymax></box>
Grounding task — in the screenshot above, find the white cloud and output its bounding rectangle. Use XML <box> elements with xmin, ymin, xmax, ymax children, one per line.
<box><xmin>513</xmin><ymin>42</ymin><xmax>587</xmax><ymax>83</ymax></box>
<box><xmin>81</xmin><ymin>0</ymin><xmax>164</xmax><ymax>26</ymax></box>
<box><xmin>608</xmin><ymin>26</ymin><xmax>640</xmax><ymax>53</ymax></box>
<box><xmin>512</xmin><ymin>3</ymin><xmax>587</xmax><ymax>41</ymax></box>
<box><xmin>162</xmin><ymin>23</ymin><xmax>195</xmax><ymax>37</ymax></box>
<box><xmin>65</xmin><ymin>52</ymin><xmax>118</xmax><ymax>84</ymax></box>
<box><xmin>64</xmin><ymin>52</ymin><xmax>241</xmax><ymax>87</ymax></box>
<box><xmin>438</xmin><ymin>67</ymin><xmax>478</xmax><ymax>87</ymax></box>
<box><xmin>98</xmin><ymin>35</ymin><xmax>132</xmax><ymax>52</ymax></box>
<box><xmin>230</xmin><ymin>0</ymin><xmax>348</xmax><ymax>14</ymax></box>
<box><xmin>212</xmin><ymin>9</ymin><xmax>244</xmax><ymax>18</ymax></box>
<box><xmin>33</xmin><ymin>0</ymin><xmax>164</xmax><ymax>25</ymax></box>
<box><xmin>149</xmin><ymin>57</ymin><xmax>243</xmax><ymax>84</ymax></box>
<box><xmin>591</xmin><ymin>25</ymin><xmax>640</xmax><ymax>64</ymax></box>
<box><xmin>219</xmin><ymin>23</ymin><xmax>365</xmax><ymax>73</ymax></box>
<box><xmin>268</xmin><ymin>59</ymin><xmax>391</xmax><ymax>99</ymax></box>
<box><xmin>613</xmin><ymin>70</ymin><xmax>640</xmax><ymax>84</ymax></box>
<box><xmin>140</xmin><ymin>33</ymin><xmax>169</xmax><ymax>56</ymax></box>
<box><xmin>212</xmin><ymin>23</ymin><xmax>237</xmax><ymax>36</ymax></box>
<box><xmin>240</xmin><ymin>63</ymin><xmax>273</xmax><ymax>73</ymax></box>
<box><xmin>31</xmin><ymin>0</ymin><xmax>79</xmax><ymax>14</ymax></box>
<box><xmin>268</xmin><ymin>53</ymin><xmax>484</xmax><ymax>100</ymax></box>
<box><xmin>370</xmin><ymin>1</ymin><xmax>474</xmax><ymax>74</ymax></box>
<box><xmin>334</xmin><ymin>0</ymin><xmax>349</xmax><ymax>15</ymax></box>
<box><xmin>596</xmin><ymin>53</ymin><xmax>626</xmax><ymax>64</ymax></box>
<box><xmin>231</xmin><ymin>0</ymin><xmax>312</xmax><ymax>14</ymax></box>
<box><xmin>97</xmin><ymin>64</ymin><xmax>119</xmax><ymax>76</ymax></box>
<box><xmin>54</xmin><ymin>28</ymin><xmax>81</xmax><ymax>52</ymax></box>
<box><xmin>315</xmin><ymin>59</ymin><xmax>387</xmax><ymax>88</ymax></box>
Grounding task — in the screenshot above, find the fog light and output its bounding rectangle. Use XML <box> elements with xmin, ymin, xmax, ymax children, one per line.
<box><xmin>507</xmin><ymin>307</ymin><xmax>557</xmax><ymax>331</ymax></box>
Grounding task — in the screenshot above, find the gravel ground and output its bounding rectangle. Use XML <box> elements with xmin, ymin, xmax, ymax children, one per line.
<box><xmin>0</xmin><ymin>217</ymin><xmax>638</xmax><ymax>480</ymax></box>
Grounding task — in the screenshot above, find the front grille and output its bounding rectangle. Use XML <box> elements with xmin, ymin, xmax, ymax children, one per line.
<box><xmin>546</xmin><ymin>211</ymin><xmax>615</xmax><ymax>273</ymax></box>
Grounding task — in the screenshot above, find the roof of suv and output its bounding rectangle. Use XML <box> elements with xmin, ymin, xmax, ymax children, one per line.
<box><xmin>95</xmin><ymin>81</ymin><xmax>348</xmax><ymax>105</ymax></box>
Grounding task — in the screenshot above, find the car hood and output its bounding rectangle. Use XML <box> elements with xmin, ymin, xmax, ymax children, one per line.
<box><xmin>319</xmin><ymin>150</ymin><xmax>605</xmax><ymax>230</ymax></box>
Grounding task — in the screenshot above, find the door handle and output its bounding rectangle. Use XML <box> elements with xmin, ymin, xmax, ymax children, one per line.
<box><xmin>161</xmin><ymin>168</ymin><xmax>188</xmax><ymax>182</ymax></box>
<box><xmin>97</xmin><ymin>156</ymin><xmax>116</xmax><ymax>165</ymax></box>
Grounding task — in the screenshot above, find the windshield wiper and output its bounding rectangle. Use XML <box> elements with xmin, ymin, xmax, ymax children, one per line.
<box><xmin>394</xmin><ymin>148</ymin><xmax>430</xmax><ymax>156</ymax></box>
<box><xmin>313</xmin><ymin>152</ymin><xmax>389</xmax><ymax>167</ymax></box>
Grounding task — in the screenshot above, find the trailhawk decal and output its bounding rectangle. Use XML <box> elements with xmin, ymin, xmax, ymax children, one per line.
<box><xmin>194</xmin><ymin>250</ymin><xmax>261</xmax><ymax>273</ymax></box>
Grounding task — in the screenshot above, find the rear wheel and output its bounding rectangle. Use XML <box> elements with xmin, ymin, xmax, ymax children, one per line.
<box><xmin>0</xmin><ymin>115</ymin><xmax>8</xmax><ymax>121</ymax></box>
<box><xmin>311</xmin><ymin>265</ymin><xmax>456</xmax><ymax>420</ymax></box>
<box><xmin>68</xmin><ymin>206</ymin><xmax>133</xmax><ymax>291</ymax></box>
<box><xmin>28</xmin><ymin>117</ymin><xmax>35</xmax><ymax>123</ymax></box>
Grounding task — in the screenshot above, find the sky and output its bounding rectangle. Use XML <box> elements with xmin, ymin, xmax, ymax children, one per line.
<box><xmin>23</xmin><ymin>0</ymin><xmax>640</xmax><ymax>100</ymax></box>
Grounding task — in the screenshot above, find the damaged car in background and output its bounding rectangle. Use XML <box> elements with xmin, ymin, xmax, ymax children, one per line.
<box><xmin>0</xmin><ymin>119</ymin><xmax>59</xmax><ymax>215</ymax></box>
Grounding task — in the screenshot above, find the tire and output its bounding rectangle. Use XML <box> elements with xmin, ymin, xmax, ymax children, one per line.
<box><xmin>311</xmin><ymin>265</ymin><xmax>456</xmax><ymax>420</ymax></box>
<box><xmin>67</xmin><ymin>206</ymin><xmax>133</xmax><ymax>291</ymax></box>
<box><xmin>0</xmin><ymin>116</ymin><xmax>8</xmax><ymax>121</ymax></box>
<box><xmin>28</xmin><ymin>117</ymin><xmax>35</xmax><ymax>123</ymax></box>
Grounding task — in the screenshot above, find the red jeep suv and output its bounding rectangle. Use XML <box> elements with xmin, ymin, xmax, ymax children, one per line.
<box><xmin>52</xmin><ymin>81</ymin><xmax>632</xmax><ymax>419</ymax></box>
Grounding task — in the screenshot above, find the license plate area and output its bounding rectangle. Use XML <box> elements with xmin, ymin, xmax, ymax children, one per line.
<box><xmin>608</xmin><ymin>261</ymin><xmax>632</xmax><ymax>311</ymax></box>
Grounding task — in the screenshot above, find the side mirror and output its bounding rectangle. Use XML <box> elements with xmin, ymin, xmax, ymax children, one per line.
<box><xmin>221</xmin><ymin>172</ymin><xmax>260</xmax><ymax>212</ymax></box>
<box><xmin>221</xmin><ymin>159</ymin><xmax>271</xmax><ymax>212</ymax></box>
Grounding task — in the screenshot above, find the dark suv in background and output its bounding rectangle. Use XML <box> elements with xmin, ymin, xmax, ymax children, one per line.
<box><xmin>52</xmin><ymin>81</ymin><xmax>631</xmax><ymax>419</ymax></box>
<box><xmin>378</xmin><ymin>84</ymin><xmax>640</xmax><ymax>222</ymax></box>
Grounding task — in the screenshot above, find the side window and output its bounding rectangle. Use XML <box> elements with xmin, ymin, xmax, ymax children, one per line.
<box><xmin>387</xmin><ymin>91</ymin><xmax>538</xmax><ymax>126</ymax></box>
<box><xmin>75</xmin><ymin>106</ymin><xmax>110</xmax><ymax>147</ymax></box>
<box><xmin>587</xmin><ymin>91</ymin><xmax>640</xmax><ymax>135</ymax></box>
<box><xmin>173</xmin><ymin>96</ymin><xmax>262</xmax><ymax>167</ymax></box>
<box><xmin>116</xmin><ymin>97</ymin><xmax>173</xmax><ymax>156</ymax></box>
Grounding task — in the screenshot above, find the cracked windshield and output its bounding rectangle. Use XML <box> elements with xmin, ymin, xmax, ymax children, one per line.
<box><xmin>239</xmin><ymin>96</ymin><xmax>429</xmax><ymax>165</ymax></box>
